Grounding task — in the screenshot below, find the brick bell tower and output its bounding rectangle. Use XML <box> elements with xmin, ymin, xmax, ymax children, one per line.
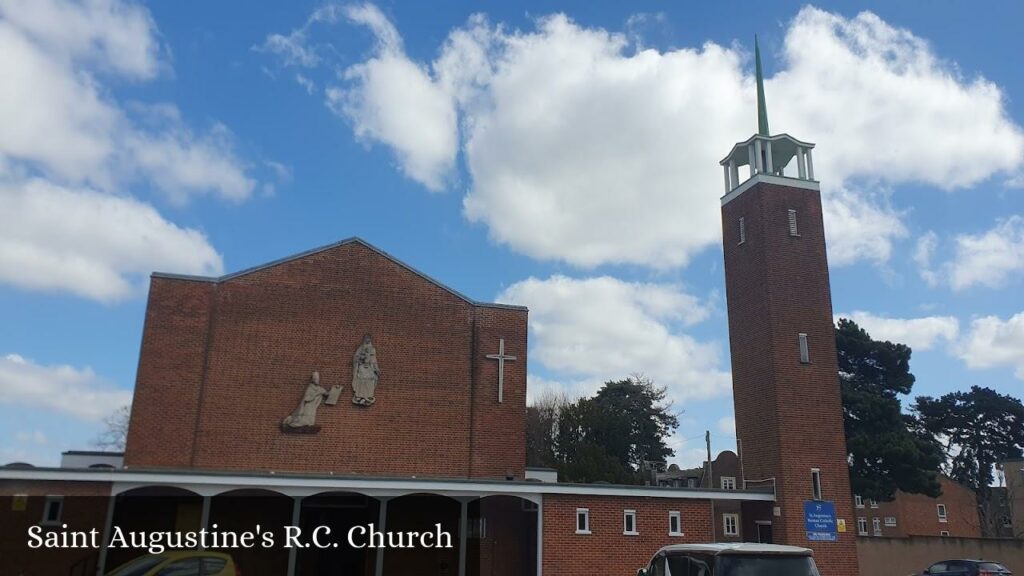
<box><xmin>720</xmin><ymin>38</ymin><xmax>859</xmax><ymax>576</ymax></box>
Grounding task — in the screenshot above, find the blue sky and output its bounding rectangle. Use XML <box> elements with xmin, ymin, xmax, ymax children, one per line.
<box><xmin>1</xmin><ymin>0</ymin><xmax>1023</xmax><ymax>468</ymax></box>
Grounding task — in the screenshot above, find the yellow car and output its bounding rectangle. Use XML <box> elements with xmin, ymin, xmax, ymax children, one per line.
<box><xmin>105</xmin><ymin>550</ymin><xmax>238</xmax><ymax>576</ymax></box>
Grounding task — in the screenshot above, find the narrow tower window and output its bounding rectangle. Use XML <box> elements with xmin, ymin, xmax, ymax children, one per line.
<box><xmin>623</xmin><ymin>510</ymin><xmax>638</xmax><ymax>535</ymax></box>
<box><xmin>811</xmin><ymin>468</ymin><xmax>822</xmax><ymax>500</ymax></box>
<box><xmin>738</xmin><ymin>217</ymin><xmax>746</xmax><ymax>244</ymax></box>
<box><xmin>798</xmin><ymin>333</ymin><xmax>810</xmax><ymax>363</ymax></box>
<box><xmin>788</xmin><ymin>209</ymin><xmax>799</xmax><ymax>236</ymax></box>
<box><xmin>576</xmin><ymin>508</ymin><xmax>590</xmax><ymax>534</ymax></box>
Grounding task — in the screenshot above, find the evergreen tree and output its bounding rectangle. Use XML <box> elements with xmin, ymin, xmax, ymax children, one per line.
<box><xmin>837</xmin><ymin>319</ymin><xmax>943</xmax><ymax>500</ymax></box>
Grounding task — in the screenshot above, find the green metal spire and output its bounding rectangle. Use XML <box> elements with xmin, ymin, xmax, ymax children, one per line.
<box><xmin>755</xmin><ymin>35</ymin><xmax>770</xmax><ymax>136</ymax></box>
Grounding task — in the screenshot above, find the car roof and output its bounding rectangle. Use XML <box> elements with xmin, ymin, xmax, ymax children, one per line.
<box><xmin>654</xmin><ymin>543</ymin><xmax>814</xmax><ymax>558</ymax></box>
<box><xmin>159</xmin><ymin>551</ymin><xmax>233</xmax><ymax>560</ymax></box>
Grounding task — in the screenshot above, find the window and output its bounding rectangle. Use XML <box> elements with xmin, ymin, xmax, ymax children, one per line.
<box><xmin>788</xmin><ymin>209</ymin><xmax>799</xmax><ymax>236</ymax></box>
<box><xmin>575</xmin><ymin>508</ymin><xmax>590</xmax><ymax>534</ymax></box>
<box><xmin>201</xmin><ymin>558</ymin><xmax>227</xmax><ymax>576</ymax></box>
<box><xmin>157</xmin><ymin>558</ymin><xmax>201</xmax><ymax>576</ymax></box>
<box><xmin>884</xmin><ymin>517</ymin><xmax>897</xmax><ymax>527</ymax></box>
<box><xmin>937</xmin><ymin>504</ymin><xmax>947</xmax><ymax>523</ymax></box>
<box><xmin>41</xmin><ymin>496</ymin><xmax>63</xmax><ymax>525</ymax></box>
<box><xmin>668</xmin><ymin>511</ymin><xmax>683</xmax><ymax>536</ymax></box>
<box><xmin>723</xmin><ymin>513</ymin><xmax>739</xmax><ymax>537</ymax></box>
<box><xmin>854</xmin><ymin>495</ymin><xmax>864</xmax><ymax>508</ymax></box>
<box><xmin>872</xmin><ymin>517</ymin><xmax>882</xmax><ymax>536</ymax></box>
<box><xmin>940</xmin><ymin>530</ymin><xmax>950</xmax><ymax>537</ymax></box>
<box><xmin>738</xmin><ymin>217</ymin><xmax>746</xmax><ymax>244</ymax></box>
<box><xmin>623</xmin><ymin>510</ymin><xmax>638</xmax><ymax>535</ymax></box>
<box><xmin>468</xmin><ymin>517</ymin><xmax>487</xmax><ymax>539</ymax></box>
<box><xmin>721</xmin><ymin>476</ymin><xmax>736</xmax><ymax>490</ymax></box>
<box><xmin>686</xmin><ymin>478</ymin><xmax>697</xmax><ymax>488</ymax></box>
<box><xmin>857</xmin><ymin>517</ymin><xmax>868</xmax><ymax>536</ymax></box>
<box><xmin>811</xmin><ymin>468</ymin><xmax>822</xmax><ymax>500</ymax></box>
<box><xmin>869</xmin><ymin>499</ymin><xmax>879</xmax><ymax>509</ymax></box>
<box><xmin>799</xmin><ymin>333</ymin><xmax>810</xmax><ymax>364</ymax></box>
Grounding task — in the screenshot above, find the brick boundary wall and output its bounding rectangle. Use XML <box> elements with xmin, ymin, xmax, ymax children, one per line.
<box><xmin>857</xmin><ymin>536</ymin><xmax>1024</xmax><ymax>576</ymax></box>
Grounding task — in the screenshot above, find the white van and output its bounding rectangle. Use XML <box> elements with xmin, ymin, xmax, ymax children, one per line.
<box><xmin>637</xmin><ymin>543</ymin><xmax>821</xmax><ymax>576</ymax></box>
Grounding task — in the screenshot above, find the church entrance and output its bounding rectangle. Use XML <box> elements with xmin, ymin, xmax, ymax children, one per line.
<box><xmin>209</xmin><ymin>489</ymin><xmax>293</xmax><ymax>576</ymax></box>
<box><xmin>296</xmin><ymin>492</ymin><xmax>380</xmax><ymax>576</ymax></box>
<box><xmin>105</xmin><ymin>486</ymin><xmax>204</xmax><ymax>570</ymax></box>
<box><xmin>466</xmin><ymin>496</ymin><xmax>538</xmax><ymax>576</ymax></box>
<box><xmin>382</xmin><ymin>494</ymin><xmax>460</xmax><ymax>576</ymax></box>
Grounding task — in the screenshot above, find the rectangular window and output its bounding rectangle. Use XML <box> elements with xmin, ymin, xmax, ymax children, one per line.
<box><xmin>721</xmin><ymin>476</ymin><xmax>736</xmax><ymax>490</ymax></box>
<box><xmin>937</xmin><ymin>504</ymin><xmax>947</xmax><ymax>522</ymax></box>
<box><xmin>884</xmin><ymin>517</ymin><xmax>897</xmax><ymax>527</ymax></box>
<box><xmin>940</xmin><ymin>530</ymin><xmax>950</xmax><ymax>537</ymax></box>
<box><xmin>811</xmin><ymin>468</ymin><xmax>823</xmax><ymax>500</ymax></box>
<box><xmin>788</xmin><ymin>209</ymin><xmax>799</xmax><ymax>236</ymax></box>
<box><xmin>799</xmin><ymin>333</ymin><xmax>810</xmax><ymax>364</ymax></box>
<box><xmin>41</xmin><ymin>496</ymin><xmax>63</xmax><ymax>525</ymax></box>
<box><xmin>738</xmin><ymin>217</ymin><xmax>746</xmax><ymax>244</ymax></box>
<box><xmin>576</xmin><ymin>508</ymin><xmax>590</xmax><ymax>534</ymax></box>
<box><xmin>855</xmin><ymin>495</ymin><xmax>864</xmax><ymax>508</ymax></box>
<box><xmin>468</xmin><ymin>517</ymin><xmax>488</xmax><ymax>539</ymax></box>
<box><xmin>869</xmin><ymin>499</ymin><xmax>879</xmax><ymax>509</ymax></box>
<box><xmin>623</xmin><ymin>510</ymin><xmax>638</xmax><ymax>535</ymax></box>
<box><xmin>872</xmin><ymin>517</ymin><xmax>882</xmax><ymax>536</ymax></box>
<box><xmin>669</xmin><ymin>511</ymin><xmax>682</xmax><ymax>536</ymax></box>
<box><xmin>723</xmin><ymin>513</ymin><xmax>739</xmax><ymax>537</ymax></box>
<box><xmin>857</xmin><ymin>517</ymin><xmax>868</xmax><ymax>536</ymax></box>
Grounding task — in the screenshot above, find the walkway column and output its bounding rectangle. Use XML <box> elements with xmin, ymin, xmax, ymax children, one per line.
<box><xmin>95</xmin><ymin>494</ymin><xmax>117</xmax><ymax>576</ymax></box>
<box><xmin>198</xmin><ymin>496</ymin><xmax>211</xmax><ymax>549</ymax></box>
<box><xmin>535</xmin><ymin>497</ymin><xmax>544</xmax><ymax>576</ymax></box>
<box><xmin>375</xmin><ymin>497</ymin><xmax>390</xmax><ymax>576</ymax></box>
<box><xmin>286</xmin><ymin>496</ymin><xmax>303</xmax><ymax>576</ymax></box>
<box><xmin>458</xmin><ymin>498</ymin><xmax>469</xmax><ymax>576</ymax></box>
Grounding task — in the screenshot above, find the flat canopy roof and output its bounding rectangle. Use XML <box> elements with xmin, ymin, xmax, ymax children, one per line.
<box><xmin>0</xmin><ymin>466</ymin><xmax>775</xmax><ymax>502</ymax></box>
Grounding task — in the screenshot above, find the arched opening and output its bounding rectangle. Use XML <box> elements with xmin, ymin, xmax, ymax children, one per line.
<box><xmin>106</xmin><ymin>486</ymin><xmax>203</xmax><ymax>570</ymax></box>
<box><xmin>296</xmin><ymin>491</ymin><xmax>380</xmax><ymax>576</ymax></box>
<box><xmin>209</xmin><ymin>488</ymin><xmax>293</xmax><ymax>576</ymax></box>
<box><xmin>382</xmin><ymin>493</ymin><xmax>461</xmax><ymax>576</ymax></box>
<box><xmin>466</xmin><ymin>495</ymin><xmax>538</xmax><ymax>576</ymax></box>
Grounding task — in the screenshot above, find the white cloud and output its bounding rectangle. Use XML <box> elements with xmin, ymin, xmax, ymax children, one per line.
<box><xmin>0</xmin><ymin>0</ymin><xmax>259</xmax><ymax>300</ymax></box>
<box><xmin>716</xmin><ymin>416</ymin><xmax>735</xmax><ymax>437</ymax></box>
<box><xmin>254</xmin><ymin>4</ymin><xmax>342</xmax><ymax>68</ymax></box>
<box><xmin>0</xmin><ymin>353</ymin><xmax>132</xmax><ymax>422</ymax></box>
<box><xmin>325</xmin><ymin>4</ymin><xmax>457</xmax><ymax>191</ymax></box>
<box><xmin>837</xmin><ymin>311</ymin><xmax>959</xmax><ymax>351</ymax></box>
<box><xmin>0</xmin><ymin>0</ymin><xmax>162</xmax><ymax>79</ymax></box>
<box><xmin>0</xmin><ymin>177</ymin><xmax>223</xmax><ymax>301</ymax></box>
<box><xmin>957</xmin><ymin>313</ymin><xmax>1024</xmax><ymax>380</ymax></box>
<box><xmin>822</xmin><ymin>186</ymin><xmax>907</xmax><ymax>266</ymax></box>
<box><xmin>948</xmin><ymin>216</ymin><xmax>1024</xmax><ymax>291</ymax></box>
<box><xmin>498</xmin><ymin>276</ymin><xmax>730</xmax><ymax>402</ymax></box>
<box><xmin>283</xmin><ymin>5</ymin><xmax>1024</xmax><ymax>269</ymax></box>
<box><xmin>914</xmin><ymin>231</ymin><xmax>940</xmax><ymax>286</ymax></box>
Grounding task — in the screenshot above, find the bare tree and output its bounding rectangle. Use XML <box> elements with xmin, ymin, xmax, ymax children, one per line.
<box><xmin>93</xmin><ymin>405</ymin><xmax>130</xmax><ymax>451</ymax></box>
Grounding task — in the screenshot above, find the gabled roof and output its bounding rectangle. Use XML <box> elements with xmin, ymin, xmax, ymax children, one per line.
<box><xmin>151</xmin><ymin>237</ymin><xmax>526</xmax><ymax>311</ymax></box>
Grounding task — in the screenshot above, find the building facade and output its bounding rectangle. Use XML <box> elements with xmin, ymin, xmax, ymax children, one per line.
<box><xmin>852</xmin><ymin>476</ymin><xmax>982</xmax><ymax>539</ymax></box>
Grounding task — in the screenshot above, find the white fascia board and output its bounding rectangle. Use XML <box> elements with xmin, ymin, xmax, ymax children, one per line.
<box><xmin>721</xmin><ymin>173</ymin><xmax>820</xmax><ymax>206</ymax></box>
<box><xmin>0</xmin><ymin>468</ymin><xmax>774</xmax><ymax>502</ymax></box>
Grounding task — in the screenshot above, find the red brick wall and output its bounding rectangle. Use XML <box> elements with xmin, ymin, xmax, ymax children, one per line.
<box><xmin>541</xmin><ymin>494</ymin><xmax>712</xmax><ymax>576</ymax></box>
<box><xmin>124</xmin><ymin>240</ymin><xmax>527</xmax><ymax>480</ymax></box>
<box><xmin>897</xmin><ymin>476</ymin><xmax>981</xmax><ymax>538</ymax></box>
<box><xmin>722</xmin><ymin>180</ymin><xmax>859</xmax><ymax>576</ymax></box>
<box><xmin>0</xmin><ymin>481</ymin><xmax>112</xmax><ymax>576</ymax></box>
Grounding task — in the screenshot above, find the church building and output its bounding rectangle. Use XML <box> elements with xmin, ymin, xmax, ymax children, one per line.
<box><xmin>1</xmin><ymin>40</ymin><xmax>860</xmax><ymax>576</ymax></box>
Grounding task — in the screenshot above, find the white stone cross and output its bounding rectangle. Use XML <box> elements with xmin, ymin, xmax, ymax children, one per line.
<box><xmin>485</xmin><ymin>338</ymin><xmax>517</xmax><ymax>403</ymax></box>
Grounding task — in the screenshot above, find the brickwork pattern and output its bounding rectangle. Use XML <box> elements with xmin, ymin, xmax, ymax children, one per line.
<box><xmin>124</xmin><ymin>241</ymin><xmax>527</xmax><ymax>480</ymax></box>
<box><xmin>722</xmin><ymin>181</ymin><xmax>859</xmax><ymax>576</ymax></box>
<box><xmin>541</xmin><ymin>494</ymin><xmax>712</xmax><ymax>576</ymax></box>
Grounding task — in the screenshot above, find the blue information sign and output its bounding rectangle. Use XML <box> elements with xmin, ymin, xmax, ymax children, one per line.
<box><xmin>804</xmin><ymin>501</ymin><xmax>838</xmax><ymax>542</ymax></box>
